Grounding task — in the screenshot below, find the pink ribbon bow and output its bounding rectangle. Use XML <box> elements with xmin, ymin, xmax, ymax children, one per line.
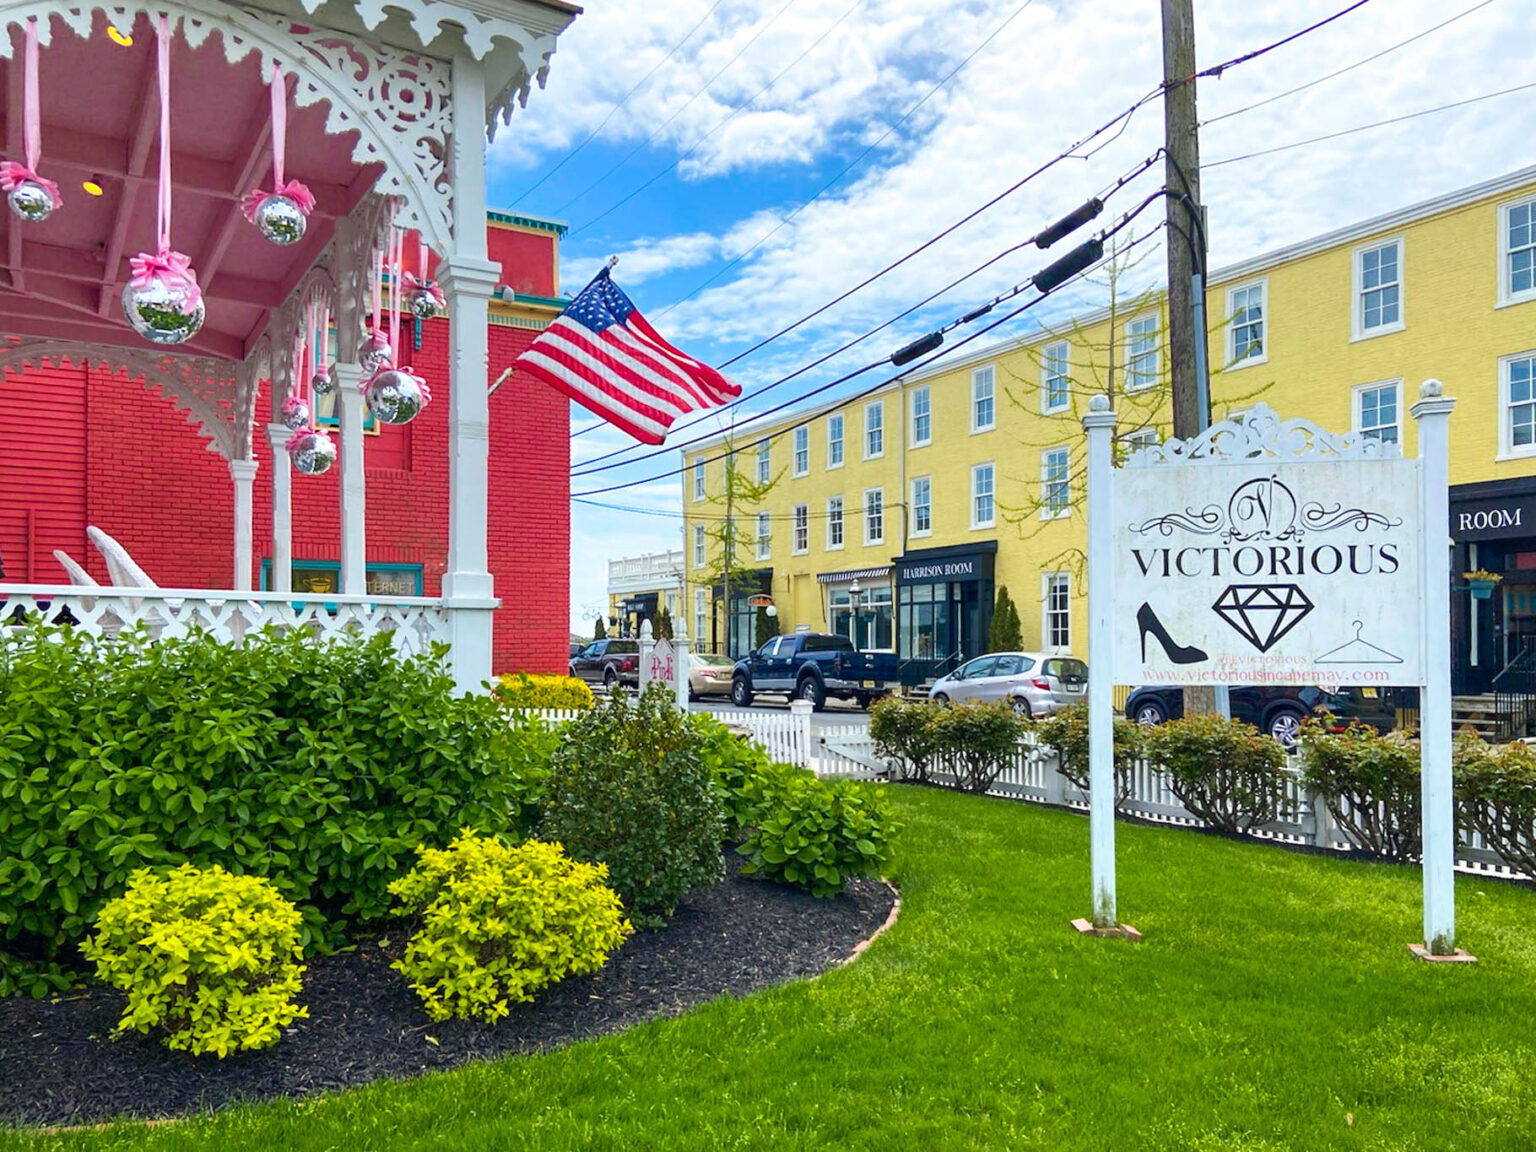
<box><xmin>281</xmin><ymin>394</ymin><xmax>308</xmax><ymax>418</ymax></box>
<box><xmin>240</xmin><ymin>180</ymin><xmax>316</xmax><ymax>224</ymax></box>
<box><xmin>286</xmin><ymin>425</ymin><xmax>329</xmax><ymax>452</ymax></box>
<box><xmin>402</xmin><ymin>272</ymin><xmax>445</xmax><ymax>309</ymax></box>
<box><xmin>0</xmin><ymin>160</ymin><xmax>60</xmax><ymax>205</ymax></box>
<box><xmin>128</xmin><ymin>248</ymin><xmax>204</xmax><ymax>311</ymax></box>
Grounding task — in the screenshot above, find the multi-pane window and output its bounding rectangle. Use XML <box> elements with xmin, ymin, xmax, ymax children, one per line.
<box><xmin>1357</xmin><ymin>240</ymin><xmax>1402</xmax><ymax>335</ymax></box>
<box><xmin>693</xmin><ymin>523</ymin><xmax>705</xmax><ymax>568</ymax></box>
<box><xmin>1229</xmin><ymin>282</ymin><xmax>1265</xmax><ymax>363</ymax></box>
<box><xmin>1044</xmin><ymin>574</ymin><xmax>1071</xmax><ymax>651</ymax></box>
<box><xmin>755</xmin><ymin>512</ymin><xmax>771</xmax><ymax>560</ymax></box>
<box><xmin>1505</xmin><ymin>353</ymin><xmax>1536</xmax><ymax>453</ymax></box>
<box><xmin>864</xmin><ymin>488</ymin><xmax>884</xmax><ymax>545</ymax></box>
<box><xmin>827</xmin><ymin>414</ymin><xmax>844</xmax><ymax>467</ymax></box>
<box><xmin>1355</xmin><ymin>381</ymin><xmax>1399</xmax><ymax>444</ymax></box>
<box><xmin>793</xmin><ymin>426</ymin><xmax>808</xmax><ymax>476</ymax></box>
<box><xmin>1042</xmin><ymin>447</ymin><xmax>1070</xmax><ymax>518</ymax></box>
<box><xmin>1126</xmin><ymin>314</ymin><xmax>1159</xmax><ymax>391</ymax></box>
<box><xmin>911</xmin><ymin>386</ymin><xmax>931</xmax><ymax>446</ymax></box>
<box><xmin>694</xmin><ymin>588</ymin><xmax>707</xmax><ymax>647</ymax></box>
<box><xmin>792</xmin><ymin>504</ymin><xmax>809</xmax><ymax>553</ymax></box>
<box><xmin>972</xmin><ymin>365</ymin><xmax>996</xmax><ymax>432</ymax></box>
<box><xmin>912</xmin><ymin>476</ymin><xmax>932</xmax><ymax>535</ymax></box>
<box><xmin>827</xmin><ymin>496</ymin><xmax>844</xmax><ymax>548</ymax></box>
<box><xmin>1043</xmin><ymin>342</ymin><xmax>1070</xmax><ymax>412</ymax></box>
<box><xmin>756</xmin><ymin>441</ymin><xmax>771</xmax><ymax>484</ymax></box>
<box><xmin>1504</xmin><ymin>198</ymin><xmax>1535</xmax><ymax>305</ymax></box>
<box><xmin>1124</xmin><ymin>426</ymin><xmax>1159</xmax><ymax>453</ymax></box>
<box><xmin>692</xmin><ymin>461</ymin><xmax>705</xmax><ymax>501</ymax></box>
<box><xmin>971</xmin><ymin>463</ymin><xmax>995</xmax><ymax>528</ymax></box>
<box><xmin>865</xmin><ymin>402</ymin><xmax>884</xmax><ymax>458</ymax></box>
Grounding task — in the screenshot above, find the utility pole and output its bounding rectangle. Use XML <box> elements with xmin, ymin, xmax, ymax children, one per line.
<box><xmin>1162</xmin><ymin>0</ymin><xmax>1207</xmax><ymax>439</ymax></box>
<box><xmin>723</xmin><ymin>449</ymin><xmax>734</xmax><ymax>659</ymax></box>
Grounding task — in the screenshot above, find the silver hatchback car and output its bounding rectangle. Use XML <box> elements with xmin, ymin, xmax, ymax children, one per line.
<box><xmin>928</xmin><ymin>652</ymin><xmax>1088</xmax><ymax>718</ymax></box>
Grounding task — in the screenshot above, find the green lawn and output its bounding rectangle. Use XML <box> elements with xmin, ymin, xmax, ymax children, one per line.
<box><xmin>9</xmin><ymin>786</ymin><xmax>1536</xmax><ymax>1152</ymax></box>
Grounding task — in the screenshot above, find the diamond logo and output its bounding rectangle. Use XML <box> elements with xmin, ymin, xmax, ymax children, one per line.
<box><xmin>1212</xmin><ymin>584</ymin><xmax>1314</xmax><ymax>652</ymax></box>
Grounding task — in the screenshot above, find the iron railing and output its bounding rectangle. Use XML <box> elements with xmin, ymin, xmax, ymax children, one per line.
<box><xmin>1489</xmin><ymin>636</ymin><xmax>1536</xmax><ymax>742</ymax></box>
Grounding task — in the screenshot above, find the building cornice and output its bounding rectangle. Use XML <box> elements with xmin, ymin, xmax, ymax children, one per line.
<box><xmin>487</xmin><ymin>210</ymin><xmax>569</xmax><ymax>237</ymax></box>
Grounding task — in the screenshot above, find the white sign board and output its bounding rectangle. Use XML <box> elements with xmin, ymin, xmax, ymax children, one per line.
<box><xmin>646</xmin><ymin>637</ymin><xmax>676</xmax><ymax>687</ymax></box>
<box><xmin>1113</xmin><ymin>458</ymin><xmax>1422</xmax><ymax>686</ymax></box>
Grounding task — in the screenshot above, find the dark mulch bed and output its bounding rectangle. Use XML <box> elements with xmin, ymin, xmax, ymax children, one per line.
<box><xmin>0</xmin><ymin>859</ymin><xmax>894</xmax><ymax>1128</ymax></box>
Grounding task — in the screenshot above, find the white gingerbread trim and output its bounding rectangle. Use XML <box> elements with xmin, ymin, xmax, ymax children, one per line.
<box><xmin>1121</xmin><ymin>402</ymin><xmax>1401</xmax><ymax>468</ymax></box>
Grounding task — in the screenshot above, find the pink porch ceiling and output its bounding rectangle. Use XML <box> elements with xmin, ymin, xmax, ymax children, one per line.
<box><xmin>0</xmin><ymin>11</ymin><xmax>382</xmax><ymax>362</ymax></box>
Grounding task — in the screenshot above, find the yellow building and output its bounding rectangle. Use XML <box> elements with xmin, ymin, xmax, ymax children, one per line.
<box><xmin>683</xmin><ymin>165</ymin><xmax>1536</xmax><ymax>693</ymax></box>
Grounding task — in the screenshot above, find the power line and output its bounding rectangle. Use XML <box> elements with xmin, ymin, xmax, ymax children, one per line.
<box><xmin>1202</xmin><ymin>0</ymin><xmax>1495</xmax><ymax>127</ymax></box>
<box><xmin>509</xmin><ymin>0</ymin><xmax>730</xmax><ymax>208</ymax></box>
<box><xmin>1186</xmin><ymin>0</ymin><xmax>1375</xmax><ymax>84</ymax></box>
<box><xmin>1204</xmin><ymin>80</ymin><xmax>1536</xmax><ymax>169</ymax></box>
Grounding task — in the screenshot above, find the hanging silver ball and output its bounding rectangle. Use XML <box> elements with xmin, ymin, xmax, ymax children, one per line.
<box><xmin>312</xmin><ymin>366</ymin><xmax>336</xmax><ymax>397</ymax></box>
<box><xmin>288</xmin><ymin>430</ymin><xmax>337</xmax><ymax>475</ymax></box>
<box><xmin>408</xmin><ymin>288</ymin><xmax>439</xmax><ymax>320</ymax></box>
<box><xmin>253</xmin><ymin>194</ymin><xmax>306</xmax><ymax>246</ymax></box>
<box><xmin>364</xmin><ymin>368</ymin><xmax>426</xmax><ymax>426</ymax></box>
<box><xmin>359</xmin><ymin>336</ymin><xmax>392</xmax><ymax>374</ymax></box>
<box><xmin>7</xmin><ymin>179</ymin><xmax>56</xmax><ymax>223</ymax></box>
<box><xmin>121</xmin><ymin>276</ymin><xmax>205</xmax><ymax>345</ymax></box>
<box><xmin>281</xmin><ymin>399</ymin><xmax>311</xmax><ymax>431</ymax></box>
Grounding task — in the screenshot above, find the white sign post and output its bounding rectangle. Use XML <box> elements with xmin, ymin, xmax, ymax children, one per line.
<box><xmin>672</xmin><ymin>617</ymin><xmax>691</xmax><ymax>713</ymax></box>
<box><xmin>647</xmin><ymin>636</ymin><xmax>677</xmax><ymax>698</ymax></box>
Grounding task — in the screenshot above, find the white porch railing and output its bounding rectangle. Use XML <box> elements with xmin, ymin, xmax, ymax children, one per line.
<box><xmin>0</xmin><ymin>584</ymin><xmax>450</xmax><ymax>658</ymax></box>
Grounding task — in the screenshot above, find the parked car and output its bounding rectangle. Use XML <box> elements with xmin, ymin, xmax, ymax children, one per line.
<box><xmin>688</xmin><ymin>652</ymin><xmax>736</xmax><ymax>699</ymax></box>
<box><xmin>568</xmin><ymin>638</ymin><xmax>640</xmax><ymax>690</ymax></box>
<box><xmin>1124</xmin><ymin>684</ymin><xmax>1397</xmax><ymax>748</ymax></box>
<box><xmin>928</xmin><ymin>652</ymin><xmax>1088</xmax><ymax>717</ymax></box>
<box><xmin>730</xmin><ymin>632</ymin><xmax>901</xmax><ymax>710</ymax></box>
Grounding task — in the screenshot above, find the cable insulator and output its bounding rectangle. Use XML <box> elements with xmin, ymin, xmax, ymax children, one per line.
<box><xmin>960</xmin><ymin>304</ymin><xmax>994</xmax><ymax>324</ymax></box>
<box><xmin>891</xmin><ymin>331</ymin><xmax>944</xmax><ymax>366</ymax></box>
<box><xmin>1035</xmin><ymin>198</ymin><xmax>1103</xmax><ymax>249</ymax></box>
<box><xmin>1032</xmin><ymin>237</ymin><xmax>1104</xmax><ymax>293</ymax></box>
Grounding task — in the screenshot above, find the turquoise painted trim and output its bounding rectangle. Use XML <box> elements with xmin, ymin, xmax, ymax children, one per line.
<box><xmin>510</xmin><ymin>291</ymin><xmax>570</xmax><ymax>309</ymax></box>
<box><xmin>486</xmin><ymin>209</ymin><xmax>569</xmax><ymax>237</ymax></box>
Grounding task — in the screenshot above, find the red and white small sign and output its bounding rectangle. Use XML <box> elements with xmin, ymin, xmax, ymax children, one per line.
<box><xmin>647</xmin><ymin>637</ymin><xmax>675</xmax><ymax>687</ymax></box>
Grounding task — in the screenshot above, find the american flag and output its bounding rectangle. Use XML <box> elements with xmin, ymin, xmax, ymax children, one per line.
<box><xmin>516</xmin><ymin>267</ymin><xmax>740</xmax><ymax>444</ymax></box>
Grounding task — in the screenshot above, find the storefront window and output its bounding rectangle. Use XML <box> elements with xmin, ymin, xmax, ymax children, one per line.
<box><xmin>830</xmin><ymin>583</ymin><xmax>893</xmax><ymax>651</ymax></box>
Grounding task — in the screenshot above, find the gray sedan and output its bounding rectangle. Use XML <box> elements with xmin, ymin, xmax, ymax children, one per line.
<box><xmin>928</xmin><ymin>652</ymin><xmax>1088</xmax><ymax>718</ymax></box>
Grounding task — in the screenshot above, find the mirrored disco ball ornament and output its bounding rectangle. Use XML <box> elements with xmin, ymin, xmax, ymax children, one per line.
<box><xmin>364</xmin><ymin>369</ymin><xmax>426</xmax><ymax>426</ymax></box>
<box><xmin>121</xmin><ymin>275</ymin><xmax>205</xmax><ymax>345</ymax></box>
<box><xmin>359</xmin><ymin>333</ymin><xmax>392</xmax><ymax>373</ymax></box>
<box><xmin>312</xmin><ymin>365</ymin><xmax>336</xmax><ymax>396</ymax></box>
<box><xmin>253</xmin><ymin>194</ymin><xmax>306</xmax><ymax>246</ymax></box>
<box><xmin>408</xmin><ymin>288</ymin><xmax>439</xmax><ymax>320</ymax></box>
<box><xmin>281</xmin><ymin>398</ymin><xmax>311</xmax><ymax>431</ymax></box>
<box><xmin>288</xmin><ymin>430</ymin><xmax>336</xmax><ymax>475</ymax></box>
<box><xmin>8</xmin><ymin>179</ymin><xmax>55</xmax><ymax>223</ymax></box>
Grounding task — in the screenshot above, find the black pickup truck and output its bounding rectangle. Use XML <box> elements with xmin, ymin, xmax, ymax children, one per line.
<box><xmin>730</xmin><ymin>632</ymin><xmax>900</xmax><ymax>710</ymax></box>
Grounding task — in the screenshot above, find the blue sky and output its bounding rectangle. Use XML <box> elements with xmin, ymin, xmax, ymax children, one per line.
<box><xmin>482</xmin><ymin>0</ymin><xmax>1536</xmax><ymax>632</ymax></box>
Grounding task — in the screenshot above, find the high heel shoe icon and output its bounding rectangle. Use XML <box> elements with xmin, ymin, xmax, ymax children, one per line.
<box><xmin>1137</xmin><ymin>602</ymin><xmax>1208</xmax><ymax>664</ymax></box>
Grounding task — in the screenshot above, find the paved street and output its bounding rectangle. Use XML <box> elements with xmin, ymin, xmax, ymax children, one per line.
<box><xmin>688</xmin><ymin>696</ymin><xmax>871</xmax><ymax>734</ymax></box>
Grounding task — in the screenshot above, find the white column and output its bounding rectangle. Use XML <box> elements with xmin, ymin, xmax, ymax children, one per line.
<box><xmin>439</xmin><ymin>52</ymin><xmax>501</xmax><ymax>694</ymax></box>
<box><xmin>334</xmin><ymin>364</ymin><xmax>368</xmax><ymax>595</ymax></box>
<box><xmin>1083</xmin><ymin>395</ymin><xmax>1118</xmax><ymax>928</ymax></box>
<box><xmin>1412</xmin><ymin>379</ymin><xmax>1457</xmax><ymax>954</ymax></box>
<box><xmin>674</xmin><ymin>615</ymin><xmax>691</xmax><ymax>712</ymax></box>
<box><xmin>229</xmin><ymin>458</ymin><xmax>259</xmax><ymax>592</ymax></box>
<box><xmin>638</xmin><ymin>619</ymin><xmax>654</xmax><ymax>693</ymax></box>
<box><xmin>265</xmin><ymin>424</ymin><xmax>293</xmax><ymax>594</ymax></box>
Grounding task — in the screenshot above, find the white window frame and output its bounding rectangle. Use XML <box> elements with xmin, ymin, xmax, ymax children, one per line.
<box><xmin>1497</xmin><ymin>349</ymin><xmax>1536</xmax><ymax>461</ymax></box>
<box><xmin>971</xmin><ymin>365</ymin><xmax>996</xmax><ymax>433</ymax></box>
<box><xmin>756</xmin><ymin>441</ymin><xmax>771</xmax><ymax>484</ymax></box>
<box><xmin>826</xmin><ymin>495</ymin><xmax>844</xmax><ymax>550</ymax></box>
<box><xmin>863</xmin><ymin>487</ymin><xmax>884</xmax><ymax>546</ymax></box>
<box><xmin>792</xmin><ymin>426</ymin><xmax>809</xmax><ymax>477</ymax></box>
<box><xmin>792</xmin><ymin>504</ymin><xmax>809</xmax><ymax>555</ymax></box>
<box><xmin>694</xmin><ymin>588</ymin><xmax>707</xmax><ymax>645</ymax></box>
<box><xmin>1041</xmin><ymin>572</ymin><xmax>1071</xmax><ymax>653</ymax></box>
<box><xmin>1042</xmin><ymin>341</ymin><xmax>1070</xmax><ymax>413</ymax></box>
<box><xmin>971</xmin><ymin>462</ymin><xmax>995</xmax><ymax>530</ymax></box>
<box><xmin>911</xmin><ymin>475</ymin><xmax>932</xmax><ymax>538</ymax></box>
<box><xmin>1040</xmin><ymin>446</ymin><xmax>1071</xmax><ymax>520</ymax></box>
<box><xmin>827</xmin><ymin>413</ymin><xmax>844</xmax><ymax>469</ymax></box>
<box><xmin>692</xmin><ymin>523</ymin><xmax>706</xmax><ymax>569</ymax></box>
<box><xmin>1225</xmin><ymin>278</ymin><xmax>1268</xmax><ymax>368</ymax></box>
<box><xmin>1352</xmin><ymin>378</ymin><xmax>1403</xmax><ymax>446</ymax></box>
<box><xmin>910</xmin><ymin>385</ymin><xmax>931</xmax><ymax>448</ymax></box>
<box><xmin>1352</xmin><ymin>236</ymin><xmax>1405</xmax><ymax>341</ymax></box>
<box><xmin>1124</xmin><ymin>313</ymin><xmax>1160</xmax><ymax>393</ymax></box>
<box><xmin>1499</xmin><ymin>195</ymin><xmax>1536</xmax><ymax>309</ymax></box>
<box><xmin>755</xmin><ymin>511</ymin><xmax>771</xmax><ymax>560</ymax></box>
<box><xmin>1123</xmin><ymin>426</ymin><xmax>1159</xmax><ymax>455</ymax></box>
<box><xmin>692</xmin><ymin>461</ymin><xmax>705</xmax><ymax>502</ymax></box>
<box><xmin>864</xmin><ymin>401</ymin><xmax>884</xmax><ymax>460</ymax></box>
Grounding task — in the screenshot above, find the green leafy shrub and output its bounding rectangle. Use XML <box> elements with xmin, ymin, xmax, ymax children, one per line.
<box><xmin>1454</xmin><ymin>738</ymin><xmax>1536</xmax><ymax>876</ymax></box>
<box><xmin>1033</xmin><ymin>703</ymin><xmax>1144</xmax><ymax>805</ymax></box>
<box><xmin>80</xmin><ymin>863</ymin><xmax>306</xmax><ymax>1057</ymax></box>
<box><xmin>869</xmin><ymin>697</ymin><xmax>945</xmax><ymax>783</ymax></box>
<box><xmin>1143</xmin><ymin>713</ymin><xmax>1288</xmax><ymax>833</ymax></box>
<box><xmin>1298</xmin><ymin>719</ymin><xmax>1421</xmax><ymax>859</ymax></box>
<box><xmin>389</xmin><ymin>830</ymin><xmax>630</xmax><ymax>1023</ymax></box>
<box><xmin>496</xmin><ymin>672</ymin><xmax>594</xmax><ymax>711</ymax></box>
<box><xmin>0</xmin><ymin>622</ymin><xmax>557</xmax><ymax>989</ymax></box>
<box><xmin>540</xmin><ymin>684</ymin><xmax>725</xmax><ymax>925</ymax></box>
<box><xmin>692</xmin><ymin>713</ymin><xmax>773</xmax><ymax>832</ymax></box>
<box><xmin>932</xmin><ymin>702</ymin><xmax>1028</xmax><ymax>793</ymax></box>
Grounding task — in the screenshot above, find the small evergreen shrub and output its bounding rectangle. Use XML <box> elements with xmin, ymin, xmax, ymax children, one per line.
<box><xmin>1144</xmin><ymin>713</ymin><xmax>1288</xmax><ymax>833</ymax></box>
<box><xmin>1034</xmin><ymin>703</ymin><xmax>1144</xmax><ymax>805</ymax></box>
<box><xmin>496</xmin><ymin>671</ymin><xmax>594</xmax><ymax>711</ymax></box>
<box><xmin>389</xmin><ymin>830</ymin><xmax>630</xmax><ymax>1024</ymax></box>
<box><xmin>735</xmin><ymin>763</ymin><xmax>897</xmax><ymax>896</ymax></box>
<box><xmin>1455</xmin><ymin>738</ymin><xmax>1536</xmax><ymax>877</ymax></box>
<box><xmin>869</xmin><ymin>697</ymin><xmax>945</xmax><ymax>783</ymax></box>
<box><xmin>81</xmin><ymin>864</ymin><xmax>307</xmax><ymax>1057</ymax></box>
<box><xmin>540</xmin><ymin>684</ymin><xmax>726</xmax><ymax>925</ymax></box>
<box><xmin>933</xmin><ymin>702</ymin><xmax>1028</xmax><ymax>793</ymax></box>
<box><xmin>1298</xmin><ymin>719</ymin><xmax>1421</xmax><ymax>859</ymax></box>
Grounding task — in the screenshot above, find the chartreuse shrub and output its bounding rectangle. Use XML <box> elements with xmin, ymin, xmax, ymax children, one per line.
<box><xmin>388</xmin><ymin>830</ymin><xmax>630</xmax><ymax>1024</ymax></box>
<box><xmin>1143</xmin><ymin>712</ymin><xmax>1287</xmax><ymax>833</ymax></box>
<box><xmin>540</xmin><ymin>684</ymin><xmax>725</xmax><ymax>925</ymax></box>
<box><xmin>1298</xmin><ymin>718</ymin><xmax>1422</xmax><ymax>859</ymax></box>
<box><xmin>1034</xmin><ymin>702</ymin><xmax>1145</xmax><ymax>805</ymax></box>
<box><xmin>80</xmin><ymin>863</ymin><xmax>307</xmax><ymax>1057</ymax></box>
<box><xmin>496</xmin><ymin>672</ymin><xmax>594</xmax><ymax>711</ymax></box>
<box><xmin>0</xmin><ymin>621</ymin><xmax>556</xmax><ymax>992</ymax></box>
<box><xmin>1455</xmin><ymin>737</ymin><xmax>1536</xmax><ymax>876</ymax></box>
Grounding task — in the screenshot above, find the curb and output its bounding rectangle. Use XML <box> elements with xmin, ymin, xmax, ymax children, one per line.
<box><xmin>842</xmin><ymin>879</ymin><xmax>901</xmax><ymax>965</ymax></box>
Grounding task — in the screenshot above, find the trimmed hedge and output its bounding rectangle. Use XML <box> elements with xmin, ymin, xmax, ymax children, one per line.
<box><xmin>1142</xmin><ymin>713</ymin><xmax>1288</xmax><ymax>833</ymax></box>
<box><xmin>1299</xmin><ymin>720</ymin><xmax>1422</xmax><ymax>860</ymax></box>
<box><xmin>1033</xmin><ymin>703</ymin><xmax>1145</xmax><ymax>805</ymax></box>
<box><xmin>1455</xmin><ymin>737</ymin><xmax>1536</xmax><ymax>877</ymax></box>
<box><xmin>496</xmin><ymin>672</ymin><xmax>594</xmax><ymax>711</ymax></box>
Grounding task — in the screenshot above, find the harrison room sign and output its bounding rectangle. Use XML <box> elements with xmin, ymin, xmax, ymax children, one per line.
<box><xmin>1112</xmin><ymin>457</ymin><xmax>1422</xmax><ymax>686</ymax></box>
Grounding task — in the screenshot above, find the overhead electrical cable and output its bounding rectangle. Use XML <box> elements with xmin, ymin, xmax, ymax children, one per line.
<box><xmin>1184</xmin><ymin>0</ymin><xmax>1375</xmax><ymax>83</ymax></box>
